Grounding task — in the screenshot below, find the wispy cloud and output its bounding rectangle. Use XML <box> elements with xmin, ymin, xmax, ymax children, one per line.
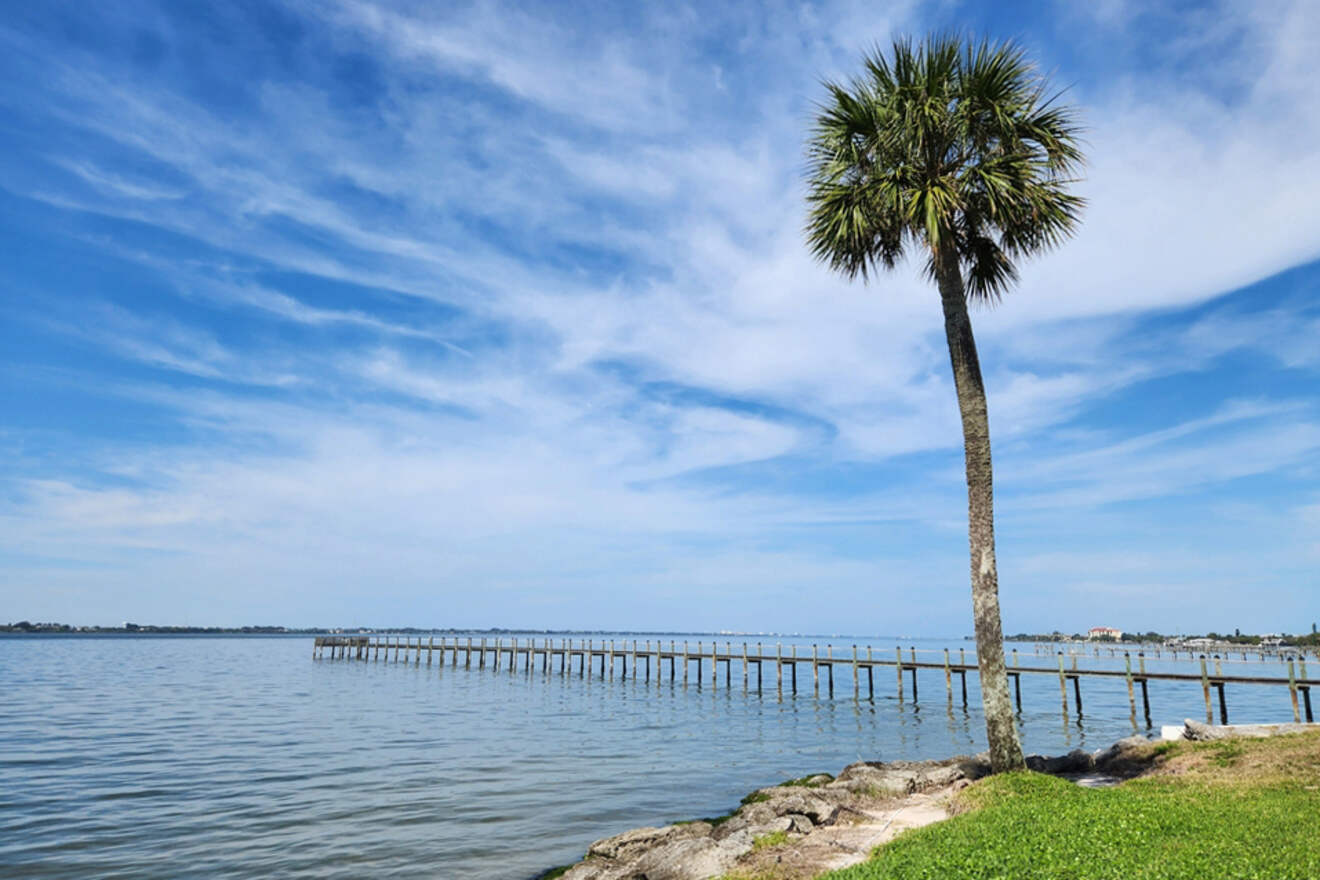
<box><xmin>55</xmin><ymin>159</ymin><xmax>189</xmax><ymax>201</ymax></box>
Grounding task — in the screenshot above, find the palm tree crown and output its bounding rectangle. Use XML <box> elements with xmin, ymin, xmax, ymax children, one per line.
<box><xmin>805</xmin><ymin>35</ymin><xmax>1084</xmax><ymax>299</ymax></box>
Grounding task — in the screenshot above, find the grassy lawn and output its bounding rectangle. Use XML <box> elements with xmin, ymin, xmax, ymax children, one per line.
<box><xmin>824</xmin><ymin>731</ymin><xmax>1320</xmax><ymax>880</ymax></box>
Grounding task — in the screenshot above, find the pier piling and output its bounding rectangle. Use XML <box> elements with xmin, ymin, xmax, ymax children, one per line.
<box><xmin>1289</xmin><ymin>660</ymin><xmax>1301</xmax><ymax>723</ymax></box>
<box><xmin>1057</xmin><ymin>652</ymin><xmax>1068</xmax><ymax>714</ymax></box>
<box><xmin>895</xmin><ymin>647</ymin><xmax>903</xmax><ymax>701</ymax></box>
<box><xmin>943</xmin><ymin>648</ymin><xmax>952</xmax><ymax>700</ymax></box>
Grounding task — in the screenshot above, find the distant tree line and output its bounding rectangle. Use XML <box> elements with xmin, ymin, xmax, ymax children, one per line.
<box><xmin>1</xmin><ymin>621</ymin><xmax>306</xmax><ymax>634</ymax></box>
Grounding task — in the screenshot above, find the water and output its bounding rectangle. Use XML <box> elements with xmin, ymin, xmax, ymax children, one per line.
<box><xmin>0</xmin><ymin>634</ymin><xmax>1309</xmax><ymax>879</ymax></box>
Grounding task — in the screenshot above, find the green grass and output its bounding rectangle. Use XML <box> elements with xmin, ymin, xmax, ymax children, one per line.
<box><xmin>1208</xmin><ymin>739</ymin><xmax>1244</xmax><ymax>767</ymax></box>
<box><xmin>824</xmin><ymin>733</ymin><xmax>1320</xmax><ymax>880</ymax></box>
<box><xmin>751</xmin><ymin>830</ymin><xmax>789</xmax><ymax>851</ymax></box>
<box><xmin>777</xmin><ymin>772</ymin><xmax>834</xmax><ymax>788</ymax></box>
<box><xmin>1150</xmin><ymin>741</ymin><xmax>1178</xmax><ymax>758</ymax></box>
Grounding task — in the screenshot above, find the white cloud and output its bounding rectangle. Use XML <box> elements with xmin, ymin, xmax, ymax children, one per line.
<box><xmin>56</xmin><ymin>159</ymin><xmax>188</xmax><ymax>201</ymax></box>
<box><xmin>323</xmin><ymin>0</ymin><xmax>684</xmax><ymax>135</ymax></box>
<box><xmin>986</xmin><ymin>2</ymin><xmax>1320</xmax><ymax>327</ymax></box>
<box><xmin>1002</xmin><ymin>401</ymin><xmax>1320</xmax><ymax>510</ymax></box>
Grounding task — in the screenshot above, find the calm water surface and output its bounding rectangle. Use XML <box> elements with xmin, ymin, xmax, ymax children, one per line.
<box><xmin>0</xmin><ymin>634</ymin><xmax>1309</xmax><ymax>879</ymax></box>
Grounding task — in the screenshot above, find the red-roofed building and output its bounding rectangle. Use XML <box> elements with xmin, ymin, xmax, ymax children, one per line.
<box><xmin>1088</xmin><ymin>626</ymin><xmax>1123</xmax><ymax>641</ymax></box>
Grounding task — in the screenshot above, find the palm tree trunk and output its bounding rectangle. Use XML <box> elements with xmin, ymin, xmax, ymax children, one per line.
<box><xmin>934</xmin><ymin>247</ymin><xmax>1025</xmax><ymax>774</ymax></box>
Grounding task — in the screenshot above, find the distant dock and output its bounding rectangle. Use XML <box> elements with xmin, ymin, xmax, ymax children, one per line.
<box><xmin>314</xmin><ymin>635</ymin><xmax>1316</xmax><ymax>727</ymax></box>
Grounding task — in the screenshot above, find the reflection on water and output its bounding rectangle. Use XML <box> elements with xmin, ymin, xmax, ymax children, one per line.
<box><xmin>0</xmin><ymin>634</ymin><xmax>1308</xmax><ymax>879</ymax></box>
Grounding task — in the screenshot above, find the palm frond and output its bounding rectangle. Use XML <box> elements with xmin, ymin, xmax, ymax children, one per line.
<box><xmin>804</xmin><ymin>34</ymin><xmax>1085</xmax><ymax>298</ymax></box>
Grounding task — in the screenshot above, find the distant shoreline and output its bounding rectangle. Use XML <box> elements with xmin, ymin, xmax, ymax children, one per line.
<box><xmin>5</xmin><ymin>623</ymin><xmax>1315</xmax><ymax>651</ymax></box>
<box><xmin>0</xmin><ymin>623</ymin><xmax>966</xmax><ymax>639</ymax></box>
<box><xmin>0</xmin><ymin>629</ymin><xmax>321</xmax><ymax>637</ymax></box>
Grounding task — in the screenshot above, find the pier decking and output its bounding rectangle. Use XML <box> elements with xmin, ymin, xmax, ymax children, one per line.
<box><xmin>314</xmin><ymin>635</ymin><xmax>1317</xmax><ymax>727</ymax></box>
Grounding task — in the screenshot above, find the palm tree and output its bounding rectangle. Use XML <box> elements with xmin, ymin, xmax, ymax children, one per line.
<box><xmin>804</xmin><ymin>35</ymin><xmax>1084</xmax><ymax>773</ymax></box>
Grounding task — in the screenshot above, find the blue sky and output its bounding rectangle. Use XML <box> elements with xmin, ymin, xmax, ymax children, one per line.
<box><xmin>1</xmin><ymin>0</ymin><xmax>1317</xmax><ymax>634</ymax></box>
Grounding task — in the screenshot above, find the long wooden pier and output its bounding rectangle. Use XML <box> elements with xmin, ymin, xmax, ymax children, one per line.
<box><xmin>314</xmin><ymin>635</ymin><xmax>1317</xmax><ymax>727</ymax></box>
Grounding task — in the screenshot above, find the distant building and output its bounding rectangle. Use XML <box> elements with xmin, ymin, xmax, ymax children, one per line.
<box><xmin>1087</xmin><ymin>626</ymin><xmax>1123</xmax><ymax>641</ymax></box>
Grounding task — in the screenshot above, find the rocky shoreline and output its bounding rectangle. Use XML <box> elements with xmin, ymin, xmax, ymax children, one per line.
<box><xmin>541</xmin><ymin>735</ymin><xmax>1159</xmax><ymax>880</ymax></box>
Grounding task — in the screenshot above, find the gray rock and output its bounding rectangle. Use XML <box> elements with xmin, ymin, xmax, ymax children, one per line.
<box><xmin>716</xmin><ymin>814</ymin><xmax>793</xmax><ymax>840</ymax></box>
<box><xmin>801</xmin><ymin>785</ymin><xmax>854</xmax><ymax>805</ymax></box>
<box><xmin>829</xmin><ymin>760</ymin><xmax>969</xmax><ymax>796</ymax></box>
<box><xmin>914</xmin><ymin>764</ymin><xmax>969</xmax><ymax>790</ymax></box>
<box><xmin>834</xmin><ymin>760</ymin><xmax>886</xmax><ymax>783</ymax></box>
<box><xmin>710</xmin><ymin>800</ymin><xmax>780</xmax><ymax>839</ymax></box>
<box><xmin>740</xmin><ymin>801</ymin><xmax>778</xmax><ymax>824</ymax></box>
<box><xmin>712</xmin><ymin>828</ymin><xmax>756</xmax><ymax>859</ymax></box>
<box><xmin>744</xmin><ymin>815</ymin><xmax>796</xmax><ymax>837</ymax></box>
<box><xmin>586</xmin><ymin>823</ymin><xmax>711</xmax><ymax>862</ymax></box>
<box><xmin>784</xmin><ymin>813</ymin><xmax>815</xmax><ymax>834</ymax></box>
<box><xmin>552</xmin><ymin>753</ymin><xmax>987</xmax><ymax>880</ymax></box>
<box><xmin>708</xmin><ymin>818</ymin><xmax>746</xmax><ymax>840</ymax></box>
<box><xmin>1182</xmin><ymin>720</ymin><xmax>1228</xmax><ymax>741</ymax></box>
<box><xmin>1025</xmin><ymin>749</ymin><xmax>1094</xmax><ymax>775</ymax></box>
<box><xmin>1092</xmin><ymin>735</ymin><xmax>1151</xmax><ymax>768</ymax></box>
<box><xmin>558</xmin><ymin>861</ymin><xmax>619</xmax><ymax>880</ymax></box>
<box><xmin>628</xmin><ymin>836</ymin><xmax>743</xmax><ymax>880</ymax></box>
<box><xmin>828</xmin><ymin>764</ymin><xmax>909</xmax><ymax>796</ymax></box>
<box><xmin>768</xmin><ymin>791</ymin><xmax>838</xmax><ymax>825</ymax></box>
<box><xmin>558</xmin><ymin>826</ymin><xmax>750</xmax><ymax>880</ymax></box>
<box><xmin>1183</xmin><ymin>719</ymin><xmax>1315</xmax><ymax>741</ymax></box>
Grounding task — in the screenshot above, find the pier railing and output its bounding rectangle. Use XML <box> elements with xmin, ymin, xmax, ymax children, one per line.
<box><xmin>1020</xmin><ymin>641</ymin><xmax>1317</xmax><ymax>665</ymax></box>
<box><xmin>313</xmin><ymin>635</ymin><xmax>1317</xmax><ymax>727</ymax></box>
